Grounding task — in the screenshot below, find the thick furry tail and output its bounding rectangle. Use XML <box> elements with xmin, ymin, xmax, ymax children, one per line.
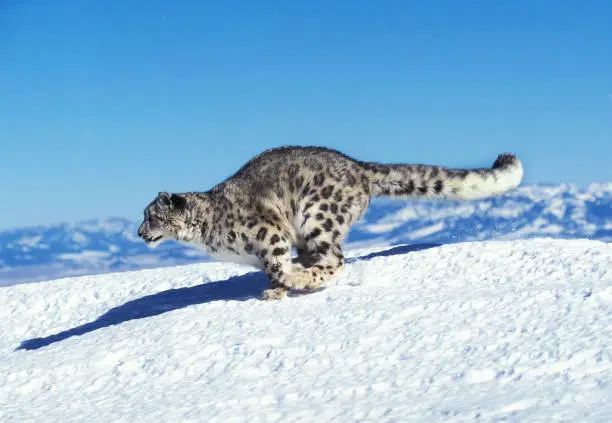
<box><xmin>360</xmin><ymin>153</ymin><xmax>523</xmax><ymax>200</ymax></box>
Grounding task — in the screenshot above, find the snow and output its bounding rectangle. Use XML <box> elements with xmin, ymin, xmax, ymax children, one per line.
<box><xmin>16</xmin><ymin>235</ymin><xmax>42</xmax><ymax>249</ymax></box>
<box><xmin>506</xmin><ymin>218</ymin><xmax>566</xmax><ymax>238</ymax></box>
<box><xmin>359</xmin><ymin>221</ymin><xmax>403</xmax><ymax>234</ymax></box>
<box><xmin>107</xmin><ymin>244</ymin><xmax>120</xmax><ymax>253</ymax></box>
<box><xmin>488</xmin><ymin>201</ymin><xmax>526</xmax><ymax>218</ymax></box>
<box><xmin>58</xmin><ymin>250</ymin><xmax>111</xmax><ymax>263</ymax></box>
<box><xmin>71</xmin><ymin>231</ymin><xmax>89</xmax><ymax>245</ymax></box>
<box><xmin>405</xmin><ymin>221</ymin><xmax>445</xmax><ymax>240</ymax></box>
<box><xmin>1</xmin><ymin>239</ymin><xmax>611</xmax><ymax>422</ymax></box>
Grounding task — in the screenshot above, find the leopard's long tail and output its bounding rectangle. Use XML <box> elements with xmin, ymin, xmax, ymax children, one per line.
<box><xmin>360</xmin><ymin>153</ymin><xmax>523</xmax><ymax>200</ymax></box>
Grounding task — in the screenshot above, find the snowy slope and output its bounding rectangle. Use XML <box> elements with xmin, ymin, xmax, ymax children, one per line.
<box><xmin>1</xmin><ymin>183</ymin><xmax>610</xmax><ymax>285</ymax></box>
<box><xmin>2</xmin><ymin>239</ymin><xmax>611</xmax><ymax>422</ymax></box>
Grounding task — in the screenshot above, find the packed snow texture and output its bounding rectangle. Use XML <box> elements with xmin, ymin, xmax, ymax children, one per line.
<box><xmin>1</xmin><ymin>182</ymin><xmax>610</xmax><ymax>285</ymax></box>
<box><xmin>2</xmin><ymin>239</ymin><xmax>611</xmax><ymax>422</ymax></box>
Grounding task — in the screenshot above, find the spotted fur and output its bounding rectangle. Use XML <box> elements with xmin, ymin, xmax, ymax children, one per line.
<box><xmin>138</xmin><ymin>146</ymin><xmax>523</xmax><ymax>300</ymax></box>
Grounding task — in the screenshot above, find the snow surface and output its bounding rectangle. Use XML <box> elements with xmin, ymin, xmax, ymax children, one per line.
<box><xmin>2</xmin><ymin>239</ymin><xmax>612</xmax><ymax>422</ymax></box>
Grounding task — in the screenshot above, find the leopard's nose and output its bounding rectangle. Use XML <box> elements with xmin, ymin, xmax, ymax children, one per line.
<box><xmin>137</xmin><ymin>223</ymin><xmax>145</xmax><ymax>237</ymax></box>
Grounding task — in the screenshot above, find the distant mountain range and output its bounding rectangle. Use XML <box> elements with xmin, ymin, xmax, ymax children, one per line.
<box><xmin>1</xmin><ymin>183</ymin><xmax>610</xmax><ymax>286</ymax></box>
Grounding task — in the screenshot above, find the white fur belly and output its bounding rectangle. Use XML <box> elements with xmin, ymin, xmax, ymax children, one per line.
<box><xmin>207</xmin><ymin>248</ymin><xmax>262</xmax><ymax>268</ymax></box>
<box><xmin>179</xmin><ymin>240</ymin><xmax>262</xmax><ymax>268</ymax></box>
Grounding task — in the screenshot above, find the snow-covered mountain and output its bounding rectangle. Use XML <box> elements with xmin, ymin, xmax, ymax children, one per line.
<box><xmin>0</xmin><ymin>218</ymin><xmax>210</xmax><ymax>286</ymax></box>
<box><xmin>349</xmin><ymin>182</ymin><xmax>612</xmax><ymax>247</ymax></box>
<box><xmin>1</xmin><ymin>183</ymin><xmax>610</xmax><ymax>285</ymax></box>
<box><xmin>2</xmin><ymin>239</ymin><xmax>611</xmax><ymax>421</ymax></box>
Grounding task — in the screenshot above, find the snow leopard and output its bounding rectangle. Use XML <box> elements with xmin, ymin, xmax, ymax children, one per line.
<box><xmin>138</xmin><ymin>146</ymin><xmax>523</xmax><ymax>300</ymax></box>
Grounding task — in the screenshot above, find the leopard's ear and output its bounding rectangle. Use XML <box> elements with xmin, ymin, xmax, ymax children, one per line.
<box><xmin>169</xmin><ymin>194</ymin><xmax>187</xmax><ymax>209</ymax></box>
<box><xmin>157</xmin><ymin>192</ymin><xmax>187</xmax><ymax>209</ymax></box>
<box><xmin>158</xmin><ymin>192</ymin><xmax>172</xmax><ymax>206</ymax></box>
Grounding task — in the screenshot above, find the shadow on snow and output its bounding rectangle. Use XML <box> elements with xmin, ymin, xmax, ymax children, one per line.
<box><xmin>16</xmin><ymin>243</ymin><xmax>439</xmax><ymax>351</ymax></box>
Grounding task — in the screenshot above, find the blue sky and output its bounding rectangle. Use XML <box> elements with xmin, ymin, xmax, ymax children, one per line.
<box><xmin>1</xmin><ymin>1</ymin><xmax>611</xmax><ymax>229</ymax></box>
